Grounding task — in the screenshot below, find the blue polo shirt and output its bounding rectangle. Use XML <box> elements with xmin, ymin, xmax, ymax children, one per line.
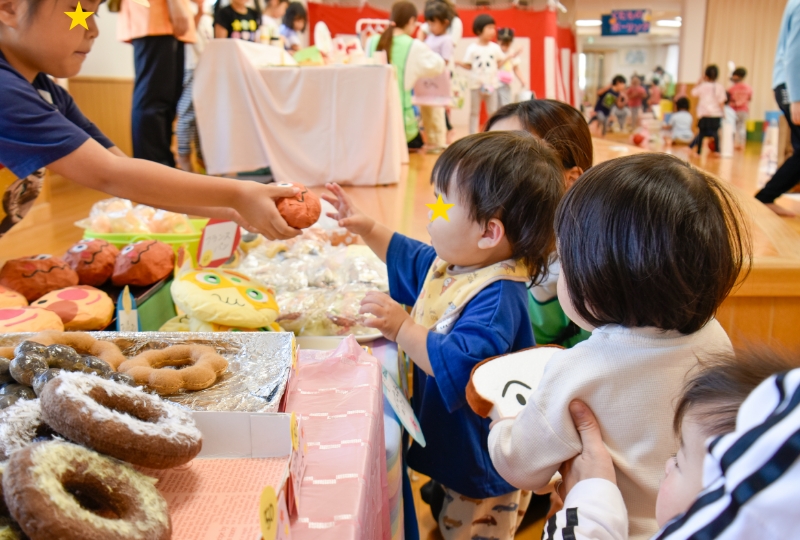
<box><xmin>387</xmin><ymin>233</ymin><xmax>534</xmax><ymax>498</ymax></box>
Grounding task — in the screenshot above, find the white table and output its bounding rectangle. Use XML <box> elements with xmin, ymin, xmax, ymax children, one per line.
<box><xmin>194</xmin><ymin>40</ymin><xmax>408</xmax><ymax>185</ymax></box>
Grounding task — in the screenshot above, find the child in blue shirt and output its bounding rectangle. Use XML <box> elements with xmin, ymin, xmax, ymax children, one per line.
<box><xmin>323</xmin><ymin>131</ymin><xmax>565</xmax><ymax>540</ymax></box>
<box><xmin>0</xmin><ymin>0</ymin><xmax>299</xmax><ymax>240</ymax></box>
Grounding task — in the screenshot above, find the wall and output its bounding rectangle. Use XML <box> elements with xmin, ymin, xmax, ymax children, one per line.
<box><xmin>79</xmin><ymin>4</ymin><xmax>136</xmax><ymax>79</ymax></box>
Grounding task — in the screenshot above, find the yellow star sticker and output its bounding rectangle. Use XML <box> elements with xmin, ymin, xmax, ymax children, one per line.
<box><xmin>65</xmin><ymin>2</ymin><xmax>94</xmax><ymax>30</ymax></box>
<box><xmin>426</xmin><ymin>194</ymin><xmax>455</xmax><ymax>222</ymax></box>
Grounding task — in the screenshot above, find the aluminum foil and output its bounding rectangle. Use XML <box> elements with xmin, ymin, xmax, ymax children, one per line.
<box><xmin>0</xmin><ymin>332</ymin><xmax>294</xmax><ymax>413</ymax></box>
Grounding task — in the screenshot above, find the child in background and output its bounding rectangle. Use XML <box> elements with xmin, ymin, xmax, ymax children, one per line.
<box><xmin>690</xmin><ymin>64</ymin><xmax>726</xmax><ymax>156</ymax></box>
<box><xmin>626</xmin><ymin>75</ymin><xmax>647</xmax><ymax>129</ymax></box>
<box><xmin>457</xmin><ymin>14</ymin><xmax>503</xmax><ymax>134</ymax></box>
<box><xmin>488</xmin><ymin>153</ymin><xmax>750</xmax><ymax>539</ymax></box>
<box><xmin>261</xmin><ymin>0</ymin><xmax>288</xmax><ymax>43</ymax></box>
<box><xmin>486</xmin><ymin>99</ymin><xmax>593</xmax><ymax>348</ymax></box>
<box><xmin>420</xmin><ymin>1</ymin><xmax>454</xmax><ymax>152</ymax></box>
<box><xmin>728</xmin><ymin>66</ymin><xmax>752</xmax><ymax>148</ymax></box>
<box><xmin>496</xmin><ymin>29</ymin><xmax>525</xmax><ymax>107</ymax></box>
<box><xmin>279</xmin><ymin>2</ymin><xmax>306</xmax><ymax>51</ymax></box>
<box><xmin>589</xmin><ymin>75</ymin><xmax>626</xmax><ymax>136</ymax></box>
<box><xmin>367</xmin><ymin>1</ymin><xmax>444</xmax><ymax>150</ymax></box>
<box><xmin>0</xmin><ymin>0</ymin><xmax>300</xmax><ymax>240</ymax></box>
<box><xmin>610</xmin><ymin>92</ymin><xmax>629</xmax><ymax>132</ymax></box>
<box><xmin>663</xmin><ymin>97</ymin><xmax>694</xmax><ymax>145</ymax></box>
<box><xmin>648</xmin><ymin>78</ymin><xmax>662</xmax><ymax>118</ymax></box>
<box><xmin>213</xmin><ymin>0</ymin><xmax>261</xmax><ymax>41</ymax></box>
<box><xmin>324</xmin><ymin>132</ymin><xmax>565</xmax><ymax>540</ymax></box>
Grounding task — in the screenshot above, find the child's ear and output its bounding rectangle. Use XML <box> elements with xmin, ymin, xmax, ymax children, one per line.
<box><xmin>564</xmin><ymin>166</ymin><xmax>583</xmax><ymax>190</ymax></box>
<box><xmin>0</xmin><ymin>0</ymin><xmax>21</xmax><ymax>27</ymax></box>
<box><xmin>477</xmin><ymin>218</ymin><xmax>505</xmax><ymax>250</ymax></box>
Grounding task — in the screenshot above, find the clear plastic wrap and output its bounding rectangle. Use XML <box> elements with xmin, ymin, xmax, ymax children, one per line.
<box><xmin>75</xmin><ymin>198</ymin><xmax>193</xmax><ymax>235</ymax></box>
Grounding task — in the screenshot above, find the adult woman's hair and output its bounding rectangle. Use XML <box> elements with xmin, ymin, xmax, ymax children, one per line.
<box><xmin>486</xmin><ymin>99</ymin><xmax>593</xmax><ymax>173</ymax></box>
<box><xmin>376</xmin><ymin>2</ymin><xmax>418</xmax><ymax>64</ymax></box>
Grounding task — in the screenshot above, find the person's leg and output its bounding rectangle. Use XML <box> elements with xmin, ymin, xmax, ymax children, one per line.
<box><xmin>736</xmin><ymin>111</ymin><xmax>748</xmax><ymax>147</ymax></box>
<box><xmin>131</xmin><ymin>35</ymin><xmax>183</xmax><ymax>166</ymax></box>
<box><xmin>710</xmin><ymin>118</ymin><xmax>721</xmax><ymax>154</ymax></box>
<box><xmin>485</xmin><ymin>90</ymin><xmax>499</xmax><ymax>119</ymax></box>
<box><xmin>631</xmin><ymin>105</ymin><xmax>640</xmax><ymax>129</ymax></box>
<box><xmin>497</xmin><ymin>84</ymin><xmax>511</xmax><ymax>108</ymax></box>
<box><xmin>176</xmin><ymin>68</ymin><xmax>194</xmax><ymax>172</ymax></box>
<box><xmin>695</xmin><ymin>118</ymin><xmax>707</xmax><ymax>154</ymax></box>
<box><xmin>756</xmin><ymin>85</ymin><xmax>800</xmax><ymax>206</ymax></box>
<box><xmin>469</xmin><ymin>89</ymin><xmax>481</xmax><ymax>134</ymax></box>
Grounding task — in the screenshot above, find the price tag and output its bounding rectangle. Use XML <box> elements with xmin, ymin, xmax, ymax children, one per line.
<box><xmin>197</xmin><ymin>220</ymin><xmax>241</xmax><ymax>268</ymax></box>
<box><xmin>259</xmin><ymin>486</ymin><xmax>278</xmax><ymax>540</ymax></box>
<box><xmin>382</xmin><ymin>365</ymin><xmax>426</xmax><ymax>447</ymax></box>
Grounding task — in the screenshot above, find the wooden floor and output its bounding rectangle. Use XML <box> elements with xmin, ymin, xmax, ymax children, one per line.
<box><xmin>2</xmin><ymin>137</ymin><xmax>800</xmax><ymax>540</ymax></box>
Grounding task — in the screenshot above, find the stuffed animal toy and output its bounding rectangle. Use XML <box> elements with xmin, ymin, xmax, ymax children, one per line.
<box><xmin>111</xmin><ymin>240</ymin><xmax>175</xmax><ymax>287</ymax></box>
<box><xmin>0</xmin><ymin>307</ymin><xmax>65</xmax><ymax>333</ymax></box>
<box><xmin>0</xmin><ymin>286</ymin><xmax>27</xmax><ymax>309</ymax></box>
<box><xmin>466</xmin><ymin>346</ymin><xmax>561</xmax><ymax>421</ymax></box>
<box><xmin>275</xmin><ymin>182</ymin><xmax>322</xmax><ymax>229</ymax></box>
<box><xmin>171</xmin><ymin>268</ymin><xmax>279</xmax><ymax>329</ymax></box>
<box><xmin>64</xmin><ymin>239</ymin><xmax>120</xmax><ymax>287</ymax></box>
<box><xmin>32</xmin><ymin>285</ymin><xmax>114</xmax><ymax>331</ymax></box>
<box><xmin>0</xmin><ymin>256</ymin><xmax>79</xmax><ymax>302</ymax></box>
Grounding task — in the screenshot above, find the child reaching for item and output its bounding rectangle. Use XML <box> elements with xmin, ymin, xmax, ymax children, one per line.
<box><xmin>496</xmin><ymin>28</ymin><xmax>525</xmax><ymax>107</ymax></box>
<box><xmin>279</xmin><ymin>1</ymin><xmax>306</xmax><ymax>52</ymax></box>
<box><xmin>690</xmin><ymin>64</ymin><xmax>727</xmax><ymax>156</ymax></box>
<box><xmin>487</xmin><ymin>153</ymin><xmax>750</xmax><ymax>539</ymax></box>
<box><xmin>324</xmin><ymin>131</ymin><xmax>565</xmax><ymax>540</ymax></box>
<box><xmin>0</xmin><ymin>0</ymin><xmax>300</xmax><ymax>241</ymax></box>
<box><xmin>457</xmin><ymin>14</ymin><xmax>503</xmax><ymax>134</ymax></box>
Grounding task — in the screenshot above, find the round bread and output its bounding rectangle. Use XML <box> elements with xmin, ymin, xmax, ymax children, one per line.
<box><xmin>0</xmin><ymin>256</ymin><xmax>79</xmax><ymax>303</ymax></box>
<box><xmin>39</xmin><ymin>372</ymin><xmax>202</xmax><ymax>469</ymax></box>
<box><xmin>0</xmin><ymin>286</ymin><xmax>26</xmax><ymax>310</ymax></box>
<box><xmin>64</xmin><ymin>239</ymin><xmax>120</xmax><ymax>287</ymax></box>
<box><xmin>118</xmin><ymin>345</ymin><xmax>228</xmax><ymax>395</ymax></box>
<box><xmin>0</xmin><ymin>307</ymin><xmax>64</xmax><ymax>334</ymax></box>
<box><xmin>275</xmin><ymin>182</ymin><xmax>321</xmax><ymax>229</ymax></box>
<box><xmin>30</xmin><ymin>332</ymin><xmax>126</xmax><ymax>370</ymax></box>
<box><xmin>4</xmin><ymin>440</ymin><xmax>171</xmax><ymax>540</ymax></box>
<box><xmin>33</xmin><ymin>286</ymin><xmax>114</xmax><ymax>331</ymax></box>
<box><xmin>111</xmin><ymin>241</ymin><xmax>174</xmax><ymax>287</ymax></box>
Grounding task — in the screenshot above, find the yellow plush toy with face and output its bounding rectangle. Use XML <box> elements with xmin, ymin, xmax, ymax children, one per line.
<box><xmin>170</xmin><ymin>269</ymin><xmax>279</xmax><ymax>328</ymax></box>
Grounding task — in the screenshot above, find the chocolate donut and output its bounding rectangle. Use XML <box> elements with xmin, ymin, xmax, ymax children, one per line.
<box><xmin>40</xmin><ymin>372</ymin><xmax>202</xmax><ymax>469</ymax></box>
<box><xmin>4</xmin><ymin>440</ymin><xmax>171</xmax><ymax>540</ymax></box>
<box><xmin>29</xmin><ymin>332</ymin><xmax>126</xmax><ymax>370</ymax></box>
<box><xmin>0</xmin><ymin>399</ymin><xmax>56</xmax><ymax>460</ymax></box>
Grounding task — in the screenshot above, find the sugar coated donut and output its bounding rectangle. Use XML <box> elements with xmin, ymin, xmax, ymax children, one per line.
<box><xmin>0</xmin><ymin>399</ymin><xmax>56</xmax><ymax>460</ymax></box>
<box><xmin>40</xmin><ymin>372</ymin><xmax>202</xmax><ymax>469</ymax></box>
<box><xmin>118</xmin><ymin>345</ymin><xmax>228</xmax><ymax>395</ymax></box>
<box><xmin>4</xmin><ymin>440</ymin><xmax>171</xmax><ymax>540</ymax></box>
<box><xmin>30</xmin><ymin>332</ymin><xmax>126</xmax><ymax>370</ymax></box>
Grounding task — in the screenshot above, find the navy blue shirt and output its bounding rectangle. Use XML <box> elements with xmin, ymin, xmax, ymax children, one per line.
<box><xmin>387</xmin><ymin>233</ymin><xmax>534</xmax><ymax>498</ymax></box>
<box><xmin>0</xmin><ymin>50</ymin><xmax>114</xmax><ymax>180</ymax></box>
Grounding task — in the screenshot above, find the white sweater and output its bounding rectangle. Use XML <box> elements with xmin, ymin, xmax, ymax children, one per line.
<box><xmin>488</xmin><ymin>320</ymin><xmax>732</xmax><ymax>540</ymax></box>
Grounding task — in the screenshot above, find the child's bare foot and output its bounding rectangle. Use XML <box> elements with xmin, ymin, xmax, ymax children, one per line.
<box><xmin>764</xmin><ymin>203</ymin><xmax>797</xmax><ymax>217</ymax></box>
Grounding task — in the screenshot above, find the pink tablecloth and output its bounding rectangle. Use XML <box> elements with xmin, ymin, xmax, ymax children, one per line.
<box><xmin>288</xmin><ymin>336</ymin><xmax>391</xmax><ymax>540</ymax></box>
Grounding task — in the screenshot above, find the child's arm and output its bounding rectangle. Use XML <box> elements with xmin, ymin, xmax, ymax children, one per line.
<box><xmin>596</xmin><ymin>84</ymin><xmax>611</xmax><ymax>97</ymax></box>
<box><xmin>167</xmin><ymin>0</ymin><xmax>193</xmax><ymax>36</ymax></box>
<box><xmin>321</xmin><ymin>183</ymin><xmax>393</xmax><ymax>261</ymax></box>
<box><xmin>513</xmin><ymin>65</ymin><xmax>525</xmax><ymax>87</ymax></box>
<box><xmin>214</xmin><ymin>24</ymin><xmax>229</xmax><ymax>38</ymax></box>
<box><xmin>49</xmin><ymin>139</ymin><xmax>300</xmax><ymax>239</ymax></box>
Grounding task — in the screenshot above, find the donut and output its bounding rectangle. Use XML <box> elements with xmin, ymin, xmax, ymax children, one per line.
<box><xmin>29</xmin><ymin>332</ymin><xmax>126</xmax><ymax>370</ymax></box>
<box><xmin>118</xmin><ymin>345</ymin><xmax>228</xmax><ymax>395</ymax></box>
<box><xmin>275</xmin><ymin>182</ymin><xmax>322</xmax><ymax>229</ymax></box>
<box><xmin>9</xmin><ymin>340</ymin><xmax>114</xmax><ymax>388</ymax></box>
<box><xmin>4</xmin><ymin>440</ymin><xmax>171</xmax><ymax>540</ymax></box>
<box><xmin>39</xmin><ymin>371</ymin><xmax>202</xmax><ymax>469</ymax></box>
<box><xmin>0</xmin><ymin>399</ymin><xmax>56</xmax><ymax>460</ymax></box>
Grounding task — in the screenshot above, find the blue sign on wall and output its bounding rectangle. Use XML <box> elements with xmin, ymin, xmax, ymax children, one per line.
<box><xmin>601</xmin><ymin>9</ymin><xmax>651</xmax><ymax>36</ymax></box>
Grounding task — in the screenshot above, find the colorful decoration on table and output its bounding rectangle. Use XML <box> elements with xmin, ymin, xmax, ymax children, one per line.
<box><xmin>275</xmin><ymin>182</ymin><xmax>322</xmax><ymax>229</ymax></box>
<box><xmin>466</xmin><ymin>346</ymin><xmax>562</xmax><ymax>421</ymax></box>
<box><xmin>111</xmin><ymin>240</ymin><xmax>175</xmax><ymax>287</ymax></box>
<box><xmin>32</xmin><ymin>285</ymin><xmax>114</xmax><ymax>331</ymax></box>
<box><xmin>197</xmin><ymin>220</ymin><xmax>241</xmax><ymax>268</ymax></box>
<box><xmin>118</xmin><ymin>344</ymin><xmax>228</xmax><ymax>395</ymax></box>
<box><xmin>426</xmin><ymin>194</ymin><xmax>454</xmax><ymax>222</ymax></box>
<box><xmin>0</xmin><ymin>286</ymin><xmax>26</xmax><ymax>309</ymax></box>
<box><xmin>117</xmin><ymin>285</ymin><xmax>140</xmax><ymax>332</ymax></box>
<box><xmin>0</xmin><ymin>255</ymin><xmax>79</xmax><ymax>302</ymax></box>
<box><xmin>0</xmin><ymin>307</ymin><xmax>64</xmax><ymax>333</ymax></box>
<box><xmin>171</xmin><ymin>268</ymin><xmax>279</xmax><ymax>329</ymax></box>
<box><xmin>28</xmin><ymin>331</ymin><xmax>127</xmax><ymax>370</ymax></box>
<box><xmin>64</xmin><ymin>238</ymin><xmax>120</xmax><ymax>286</ymax></box>
<box><xmin>64</xmin><ymin>1</ymin><xmax>93</xmax><ymax>30</ymax></box>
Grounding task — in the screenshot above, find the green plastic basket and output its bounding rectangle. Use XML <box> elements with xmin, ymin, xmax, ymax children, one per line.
<box><xmin>83</xmin><ymin>218</ymin><xmax>209</xmax><ymax>262</ymax></box>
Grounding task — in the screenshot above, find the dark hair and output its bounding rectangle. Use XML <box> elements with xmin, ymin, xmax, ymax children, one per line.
<box><xmin>472</xmin><ymin>14</ymin><xmax>495</xmax><ymax>36</ymax></box>
<box><xmin>612</xmin><ymin>75</ymin><xmax>627</xmax><ymax>85</ymax></box>
<box><xmin>705</xmin><ymin>64</ymin><xmax>719</xmax><ymax>81</ymax></box>
<box><xmin>676</xmin><ymin>97</ymin><xmax>690</xmax><ymax>111</ymax></box>
<box><xmin>282</xmin><ymin>2</ymin><xmax>307</xmax><ymax>31</ymax></box>
<box><xmin>377</xmin><ymin>1</ymin><xmax>418</xmax><ymax>64</ymax></box>
<box><xmin>555</xmin><ymin>153</ymin><xmax>751</xmax><ymax>334</ymax></box>
<box><xmin>485</xmin><ymin>99</ymin><xmax>593</xmax><ymax>173</ymax></box>
<box><xmin>673</xmin><ymin>349</ymin><xmax>800</xmax><ymax>438</ymax></box>
<box><xmin>732</xmin><ymin>67</ymin><xmax>747</xmax><ymax>79</ymax></box>
<box><xmin>432</xmin><ymin>131</ymin><xmax>565</xmax><ymax>283</ymax></box>
<box><xmin>497</xmin><ymin>27</ymin><xmax>514</xmax><ymax>43</ymax></box>
<box><xmin>424</xmin><ymin>1</ymin><xmax>453</xmax><ymax>23</ymax></box>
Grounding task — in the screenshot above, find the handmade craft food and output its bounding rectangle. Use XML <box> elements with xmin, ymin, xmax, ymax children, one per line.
<box><xmin>3</xmin><ymin>440</ymin><xmax>172</xmax><ymax>540</ymax></box>
<box><xmin>77</xmin><ymin>197</ymin><xmax>192</xmax><ymax>235</ymax></box>
<box><xmin>275</xmin><ymin>182</ymin><xmax>322</xmax><ymax>229</ymax></box>
<box><xmin>9</xmin><ymin>339</ymin><xmax>119</xmax><ymax>390</ymax></box>
<box><xmin>118</xmin><ymin>344</ymin><xmax>228</xmax><ymax>395</ymax></box>
<box><xmin>25</xmin><ymin>332</ymin><xmax>126</xmax><ymax>370</ymax></box>
<box><xmin>64</xmin><ymin>239</ymin><xmax>120</xmax><ymax>287</ymax></box>
<box><xmin>111</xmin><ymin>240</ymin><xmax>175</xmax><ymax>287</ymax></box>
<box><xmin>0</xmin><ymin>286</ymin><xmax>26</xmax><ymax>309</ymax></box>
<box><xmin>0</xmin><ymin>399</ymin><xmax>56</xmax><ymax>460</ymax></box>
<box><xmin>0</xmin><ymin>307</ymin><xmax>64</xmax><ymax>334</ymax></box>
<box><xmin>0</xmin><ymin>255</ymin><xmax>79</xmax><ymax>302</ymax></box>
<box><xmin>40</xmin><ymin>371</ymin><xmax>203</xmax><ymax>469</ymax></box>
<box><xmin>32</xmin><ymin>286</ymin><xmax>114</xmax><ymax>331</ymax></box>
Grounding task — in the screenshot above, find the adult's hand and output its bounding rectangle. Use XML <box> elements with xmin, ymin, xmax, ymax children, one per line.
<box><xmin>791</xmin><ymin>102</ymin><xmax>800</xmax><ymax>126</ymax></box>
<box><xmin>557</xmin><ymin>400</ymin><xmax>617</xmax><ymax>501</ymax></box>
<box><xmin>167</xmin><ymin>0</ymin><xmax>192</xmax><ymax>36</ymax></box>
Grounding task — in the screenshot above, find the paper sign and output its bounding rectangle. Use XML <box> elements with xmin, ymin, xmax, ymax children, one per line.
<box><xmin>382</xmin><ymin>365</ymin><xmax>426</xmax><ymax>447</ymax></box>
<box><xmin>198</xmin><ymin>220</ymin><xmax>241</xmax><ymax>268</ymax></box>
<box><xmin>116</xmin><ymin>285</ymin><xmax>139</xmax><ymax>332</ymax></box>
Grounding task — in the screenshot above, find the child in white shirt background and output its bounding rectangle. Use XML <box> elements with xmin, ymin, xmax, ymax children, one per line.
<box><xmin>457</xmin><ymin>14</ymin><xmax>503</xmax><ymax>134</ymax></box>
<box><xmin>663</xmin><ymin>97</ymin><xmax>694</xmax><ymax>145</ymax></box>
<box><xmin>487</xmin><ymin>153</ymin><xmax>750</xmax><ymax>539</ymax></box>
